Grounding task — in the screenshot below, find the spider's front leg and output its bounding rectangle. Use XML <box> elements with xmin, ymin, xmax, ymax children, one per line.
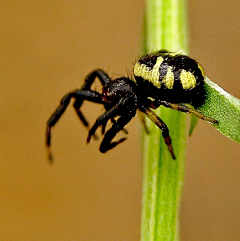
<box><xmin>46</xmin><ymin>89</ymin><xmax>104</xmax><ymax>162</ymax></box>
<box><xmin>73</xmin><ymin>69</ymin><xmax>111</xmax><ymax>129</ymax></box>
<box><xmin>99</xmin><ymin>115</ymin><xmax>133</xmax><ymax>153</ymax></box>
<box><xmin>87</xmin><ymin>98</ymin><xmax>137</xmax><ymax>153</ymax></box>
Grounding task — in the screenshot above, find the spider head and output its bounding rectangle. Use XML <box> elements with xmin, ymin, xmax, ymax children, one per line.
<box><xmin>102</xmin><ymin>77</ymin><xmax>138</xmax><ymax>111</ymax></box>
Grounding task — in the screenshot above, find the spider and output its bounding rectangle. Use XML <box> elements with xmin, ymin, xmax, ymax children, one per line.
<box><xmin>46</xmin><ymin>50</ymin><xmax>218</xmax><ymax>161</ymax></box>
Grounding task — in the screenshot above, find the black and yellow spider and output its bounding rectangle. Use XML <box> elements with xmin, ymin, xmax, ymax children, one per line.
<box><xmin>46</xmin><ymin>50</ymin><xmax>218</xmax><ymax>160</ymax></box>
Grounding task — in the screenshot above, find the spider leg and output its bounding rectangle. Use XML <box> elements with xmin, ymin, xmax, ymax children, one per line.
<box><xmin>72</xmin><ymin>69</ymin><xmax>111</xmax><ymax>132</ymax></box>
<box><xmin>160</xmin><ymin>101</ymin><xmax>218</xmax><ymax>124</ymax></box>
<box><xmin>109</xmin><ymin>118</ymin><xmax>128</xmax><ymax>134</ymax></box>
<box><xmin>99</xmin><ymin>115</ymin><xmax>133</xmax><ymax>153</ymax></box>
<box><xmin>73</xmin><ymin>100</ymin><xmax>98</xmax><ymax>140</ymax></box>
<box><xmin>142</xmin><ymin>108</ymin><xmax>176</xmax><ymax>159</ymax></box>
<box><xmin>138</xmin><ymin>111</ymin><xmax>150</xmax><ymax>134</ymax></box>
<box><xmin>101</xmin><ymin>119</ymin><xmax>109</xmax><ymax>135</ymax></box>
<box><xmin>98</xmin><ymin>117</ymin><xmax>128</xmax><ymax>136</ymax></box>
<box><xmin>82</xmin><ymin>69</ymin><xmax>111</xmax><ymax>89</ymax></box>
<box><xmin>87</xmin><ymin>98</ymin><xmax>135</xmax><ymax>153</ymax></box>
<box><xmin>86</xmin><ymin>104</ymin><xmax>120</xmax><ymax>143</ymax></box>
<box><xmin>46</xmin><ymin>89</ymin><xmax>104</xmax><ymax>162</ymax></box>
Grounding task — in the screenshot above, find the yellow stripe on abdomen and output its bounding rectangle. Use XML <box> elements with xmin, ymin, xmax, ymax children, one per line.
<box><xmin>134</xmin><ymin>57</ymin><xmax>164</xmax><ymax>88</ymax></box>
<box><xmin>180</xmin><ymin>70</ymin><xmax>197</xmax><ymax>89</ymax></box>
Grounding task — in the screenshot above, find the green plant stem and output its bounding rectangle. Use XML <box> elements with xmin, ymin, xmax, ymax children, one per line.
<box><xmin>141</xmin><ymin>0</ymin><xmax>188</xmax><ymax>241</ymax></box>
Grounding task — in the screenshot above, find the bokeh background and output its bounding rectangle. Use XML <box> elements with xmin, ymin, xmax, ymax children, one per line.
<box><xmin>1</xmin><ymin>1</ymin><xmax>240</xmax><ymax>240</ymax></box>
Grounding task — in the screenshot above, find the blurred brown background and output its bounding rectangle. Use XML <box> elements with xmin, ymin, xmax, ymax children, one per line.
<box><xmin>1</xmin><ymin>1</ymin><xmax>240</xmax><ymax>240</ymax></box>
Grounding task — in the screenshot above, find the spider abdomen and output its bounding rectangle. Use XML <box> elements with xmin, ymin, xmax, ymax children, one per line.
<box><xmin>134</xmin><ymin>50</ymin><xmax>206</xmax><ymax>107</ymax></box>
